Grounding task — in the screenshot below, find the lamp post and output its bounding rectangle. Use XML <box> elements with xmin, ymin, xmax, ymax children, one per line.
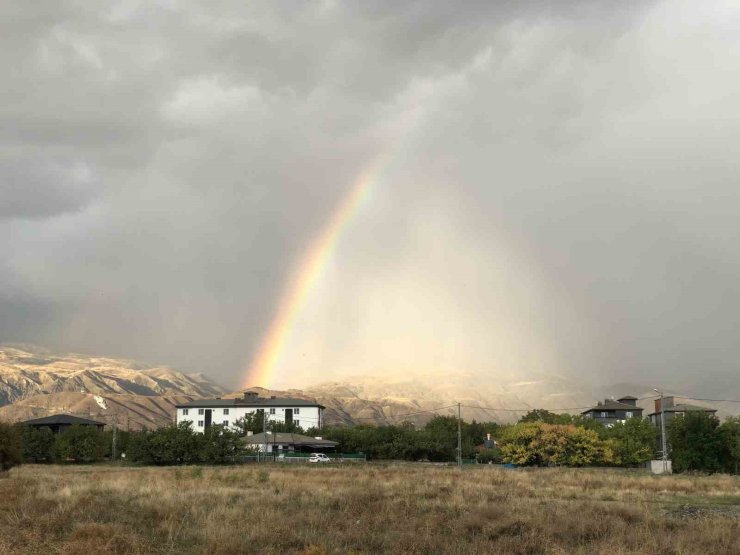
<box><xmin>653</xmin><ymin>388</ymin><xmax>668</xmax><ymax>473</ymax></box>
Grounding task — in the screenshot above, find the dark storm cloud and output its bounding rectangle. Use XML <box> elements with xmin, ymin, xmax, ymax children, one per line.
<box><xmin>2</xmin><ymin>0</ymin><xmax>739</xmax><ymax>393</ymax></box>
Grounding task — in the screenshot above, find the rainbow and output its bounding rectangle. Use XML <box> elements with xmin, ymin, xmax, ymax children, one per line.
<box><xmin>242</xmin><ymin>155</ymin><xmax>387</xmax><ymax>387</ymax></box>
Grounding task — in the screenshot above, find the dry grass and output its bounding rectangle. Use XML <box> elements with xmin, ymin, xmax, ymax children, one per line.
<box><xmin>1</xmin><ymin>463</ymin><xmax>738</xmax><ymax>554</ymax></box>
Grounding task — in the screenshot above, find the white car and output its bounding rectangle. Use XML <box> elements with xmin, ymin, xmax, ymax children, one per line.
<box><xmin>308</xmin><ymin>453</ymin><xmax>331</xmax><ymax>463</ymax></box>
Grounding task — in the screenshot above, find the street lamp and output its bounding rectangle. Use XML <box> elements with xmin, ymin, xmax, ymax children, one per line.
<box><xmin>653</xmin><ymin>388</ymin><xmax>668</xmax><ymax>473</ymax></box>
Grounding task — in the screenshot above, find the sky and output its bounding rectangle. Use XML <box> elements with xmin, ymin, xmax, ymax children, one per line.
<box><xmin>2</xmin><ymin>1</ymin><xmax>739</xmax><ymax>394</ymax></box>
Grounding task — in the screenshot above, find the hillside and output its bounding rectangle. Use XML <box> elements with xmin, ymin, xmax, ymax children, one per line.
<box><xmin>0</xmin><ymin>345</ymin><xmax>225</xmax><ymax>405</ymax></box>
<box><xmin>0</xmin><ymin>345</ymin><xmax>226</xmax><ymax>430</ymax></box>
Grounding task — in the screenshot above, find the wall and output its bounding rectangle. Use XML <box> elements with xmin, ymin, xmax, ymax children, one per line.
<box><xmin>176</xmin><ymin>405</ymin><xmax>322</xmax><ymax>432</ymax></box>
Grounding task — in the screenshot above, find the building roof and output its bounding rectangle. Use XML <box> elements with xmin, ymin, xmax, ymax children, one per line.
<box><xmin>582</xmin><ymin>400</ymin><xmax>645</xmax><ymax>414</ymax></box>
<box><xmin>617</xmin><ymin>395</ymin><xmax>638</xmax><ymax>401</ymax></box>
<box><xmin>243</xmin><ymin>432</ymin><xmax>338</xmax><ymax>447</ymax></box>
<box><xmin>648</xmin><ymin>403</ymin><xmax>717</xmax><ymax>416</ymax></box>
<box><xmin>22</xmin><ymin>414</ymin><xmax>106</xmax><ymax>426</ymax></box>
<box><xmin>176</xmin><ymin>397</ymin><xmax>325</xmax><ymax>409</ymax></box>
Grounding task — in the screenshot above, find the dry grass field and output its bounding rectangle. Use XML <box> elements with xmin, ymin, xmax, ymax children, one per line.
<box><xmin>1</xmin><ymin>463</ymin><xmax>738</xmax><ymax>555</ymax></box>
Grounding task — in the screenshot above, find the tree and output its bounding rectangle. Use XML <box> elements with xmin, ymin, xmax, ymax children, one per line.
<box><xmin>55</xmin><ymin>425</ymin><xmax>108</xmax><ymax>463</ymax></box>
<box><xmin>0</xmin><ymin>422</ymin><xmax>23</xmax><ymax>471</ymax></box>
<box><xmin>21</xmin><ymin>425</ymin><xmax>56</xmax><ymax>463</ymax></box>
<box><xmin>202</xmin><ymin>425</ymin><xmax>242</xmax><ymax>464</ymax></box>
<box><xmin>128</xmin><ymin>422</ymin><xmax>204</xmax><ymax>465</ymax></box>
<box><xmin>719</xmin><ymin>417</ymin><xmax>740</xmax><ymax>474</ymax></box>
<box><xmin>668</xmin><ymin>412</ymin><xmax>723</xmax><ymax>473</ymax></box>
<box><xmin>604</xmin><ymin>418</ymin><xmax>657</xmax><ymax>466</ymax></box>
<box><xmin>500</xmin><ymin>422</ymin><xmax>612</xmax><ymax>467</ymax></box>
<box><xmin>233</xmin><ymin>411</ymin><xmax>265</xmax><ymax>436</ymax></box>
<box><xmin>518</xmin><ymin>409</ymin><xmax>559</xmax><ymax>424</ymax></box>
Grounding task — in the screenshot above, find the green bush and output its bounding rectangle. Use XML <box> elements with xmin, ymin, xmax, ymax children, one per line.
<box><xmin>55</xmin><ymin>425</ymin><xmax>108</xmax><ymax>463</ymax></box>
<box><xmin>21</xmin><ymin>426</ymin><xmax>56</xmax><ymax>463</ymax></box>
<box><xmin>603</xmin><ymin>418</ymin><xmax>657</xmax><ymax>466</ymax></box>
<box><xmin>668</xmin><ymin>412</ymin><xmax>723</xmax><ymax>473</ymax></box>
<box><xmin>499</xmin><ymin>422</ymin><xmax>613</xmax><ymax>467</ymax></box>
<box><xmin>0</xmin><ymin>422</ymin><xmax>23</xmax><ymax>471</ymax></box>
<box><xmin>719</xmin><ymin>417</ymin><xmax>740</xmax><ymax>474</ymax></box>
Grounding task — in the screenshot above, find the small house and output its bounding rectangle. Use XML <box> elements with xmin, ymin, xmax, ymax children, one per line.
<box><xmin>581</xmin><ymin>396</ymin><xmax>643</xmax><ymax>426</ymax></box>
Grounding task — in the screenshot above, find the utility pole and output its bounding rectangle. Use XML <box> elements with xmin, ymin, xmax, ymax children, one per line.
<box><xmin>653</xmin><ymin>388</ymin><xmax>668</xmax><ymax>473</ymax></box>
<box><xmin>457</xmin><ymin>403</ymin><xmax>462</xmax><ymax>469</ymax></box>
<box><xmin>262</xmin><ymin>409</ymin><xmax>267</xmax><ymax>462</ymax></box>
<box><xmin>111</xmin><ymin>417</ymin><xmax>118</xmax><ymax>463</ymax></box>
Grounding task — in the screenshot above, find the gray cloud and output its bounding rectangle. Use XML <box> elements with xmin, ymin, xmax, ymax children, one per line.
<box><xmin>2</xmin><ymin>0</ymin><xmax>739</xmax><ymax>394</ymax></box>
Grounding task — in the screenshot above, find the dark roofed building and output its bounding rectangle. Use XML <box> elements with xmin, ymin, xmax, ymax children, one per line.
<box><xmin>22</xmin><ymin>414</ymin><xmax>106</xmax><ymax>435</ymax></box>
<box><xmin>647</xmin><ymin>396</ymin><xmax>717</xmax><ymax>429</ymax></box>
<box><xmin>581</xmin><ymin>396</ymin><xmax>643</xmax><ymax>426</ymax></box>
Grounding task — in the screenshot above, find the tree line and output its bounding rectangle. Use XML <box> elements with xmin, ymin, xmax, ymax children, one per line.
<box><xmin>1</xmin><ymin>410</ymin><xmax>738</xmax><ymax>473</ymax></box>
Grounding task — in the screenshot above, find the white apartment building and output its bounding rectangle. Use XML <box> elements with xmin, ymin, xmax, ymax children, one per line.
<box><xmin>175</xmin><ymin>391</ymin><xmax>324</xmax><ymax>432</ymax></box>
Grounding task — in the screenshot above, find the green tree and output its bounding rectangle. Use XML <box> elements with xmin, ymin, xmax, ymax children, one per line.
<box><xmin>128</xmin><ymin>422</ymin><xmax>204</xmax><ymax>465</ymax></box>
<box><xmin>202</xmin><ymin>425</ymin><xmax>242</xmax><ymax>464</ymax></box>
<box><xmin>0</xmin><ymin>422</ymin><xmax>23</xmax><ymax>471</ymax></box>
<box><xmin>518</xmin><ymin>409</ymin><xmax>559</xmax><ymax>424</ymax></box>
<box><xmin>668</xmin><ymin>412</ymin><xmax>723</xmax><ymax>473</ymax></box>
<box><xmin>604</xmin><ymin>417</ymin><xmax>657</xmax><ymax>466</ymax></box>
<box><xmin>233</xmin><ymin>411</ymin><xmax>265</xmax><ymax>435</ymax></box>
<box><xmin>55</xmin><ymin>425</ymin><xmax>108</xmax><ymax>463</ymax></box>
<box><xmin>500</xmin><ymin>422</ymin><xmax>612</xmax><ymax>467</ymax></box>
<box><xmin>719</xmin><ymin>417</ymin><xmax>740</xmax><ymax>474</ymax></box>
<box><xmin>21</xmin><ymin>425</ymin><xmax>56</xmax><ymax>463</ymax></box>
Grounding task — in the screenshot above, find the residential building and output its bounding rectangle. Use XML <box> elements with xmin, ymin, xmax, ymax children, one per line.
<box><xmin>647</xmin><ymin>396</ymin><xmax>717</xmax><ymax>429</ymax></box>
<box><xmin>244</xmin><ymin>432</ymin><xmax>338</xmax><ymax>453</ymax></box>
<box><xmin>21</xmin><ymin>414</ymin><xmax>106</xmax><ymax>435</ymax></box>
<box><xmin>175</xmin><ymin>391</ymin><xmax>324</xmax><ymax>432</ymax></box>
<box><xmin>581</xmin><ymin>396</ymin><xmax>643</xmax><ymax>426</ymax></box>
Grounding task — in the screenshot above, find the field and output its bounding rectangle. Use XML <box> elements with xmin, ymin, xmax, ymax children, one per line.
<box><xmin>1</xmin><ymin>464</ymin><xmax>739</xmax><ymax>555</ymax></box>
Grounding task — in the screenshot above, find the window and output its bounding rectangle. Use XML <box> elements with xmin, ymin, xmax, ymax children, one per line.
<box><xmin>600</xmin><ymin>411</ymin><xmax>608</xmax><ymax>418</ymax></box>
<box><xmin>223</xmin><ymin>408</ymin><xmax>229</xmax><ymax>415</ymax></box>
<box><xmin>183</xmin><ymin>409</ymin><xmax>189</xmax><ymax>416</ymax></box>
<box><xmin>198</xmin><ymin>408</ymin><xmax>204</xmax><ymax>415</ymax></box>
<box><xmin>223</xmin><ymin>420</ymin><xmax>229</xmax><ymax>427</ymax></box>
<box><xmin>270</xmin><ymin>408</ymin><xmax>276</xmax><ymax>414</ymax></box>
<box><xmin>294</xmin><ymin>408</ymin><xmax>300</xmax><ymax>415</ymax></box>
<box><xmin>294</xmin><ymin>420</ymin><xmax>300</xmax><ymax>427</ymax></box>
<box><xmin>197</xmin><ymin>420</ymin><xmax>204</xmax><ymax>427</ymax></box>
<box><xmin>626</xmin><ymin>411</ymin><xmax>633</xmax><ymax>418</ymax></box>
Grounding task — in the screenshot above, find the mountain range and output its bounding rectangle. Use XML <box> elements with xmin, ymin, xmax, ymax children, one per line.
<box><xmin>1</xmin><ymin>345</ymin><xmax>736</xmax><ymax>429</ymax></box>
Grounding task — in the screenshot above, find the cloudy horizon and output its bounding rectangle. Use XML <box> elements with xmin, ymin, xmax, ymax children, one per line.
<box><xmin>2</xmin><ymin>1</ymin><xmax>739</xmax><ymax>395</ymax></box>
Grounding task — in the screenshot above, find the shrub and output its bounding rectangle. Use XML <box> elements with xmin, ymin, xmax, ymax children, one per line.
<box><xmin>21</xmin><ymin>425</ymin><xmax>56</xmax><ymax>463</ymax></box>
<box><xmin>55</xmin><ymin>425</ymin><xmax>109</xmax><ymax>463</ymax></box>
<box><xmin>719</xmin><ymin>417</ymin><xmax>740</xmax><ymax>474</ymax></box>
<box><xmin>668</xmin><ymin>412</ymin><xmax>723</xmax><ymax>473</ymax></box>
<box><xmin>500</xmin><ymin>422</ymin><xmax>612</xmax><ymax>467</ymax></box>
<box><xmin>603</xmin><ymin>418</ymin><xmax>657</xmax><ymax>466</ymax></box>
<box><xmin>128</xmin><ymin>422</ymin><xmax>204</xmax><ymax>465</ymax></box>
<box><xmin>0</xmin><ymin>422</ymin><xmax>23</xmax><ymax>471</ymax></box>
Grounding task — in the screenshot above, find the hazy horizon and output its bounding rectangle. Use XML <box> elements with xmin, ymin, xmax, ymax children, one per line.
<box><xmin>3</xmin><ymin>1</ymin><xmax>740</xmax><ymax>396</ymax></box>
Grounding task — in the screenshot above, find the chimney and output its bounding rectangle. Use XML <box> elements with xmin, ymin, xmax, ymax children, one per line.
<box><xmin>654</xmin><ymin>399</ymin><xmax>661</xmax><ymax>413</ymax></box>
<box><xmin>243</xmin><ymin>391</ymin><xmax>259</xmax><ymax>401</ymax></box>
<box><xmin>486</xmin><ymin>433</ymin><xmax>491</xmax><ymax>441</ymax></box>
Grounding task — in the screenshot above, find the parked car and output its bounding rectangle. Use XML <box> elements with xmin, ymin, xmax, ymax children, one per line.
<box><xmin>308</xmin><ymin>453</ymin><xmax>331</xmax><ymax>463</ymax></box>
